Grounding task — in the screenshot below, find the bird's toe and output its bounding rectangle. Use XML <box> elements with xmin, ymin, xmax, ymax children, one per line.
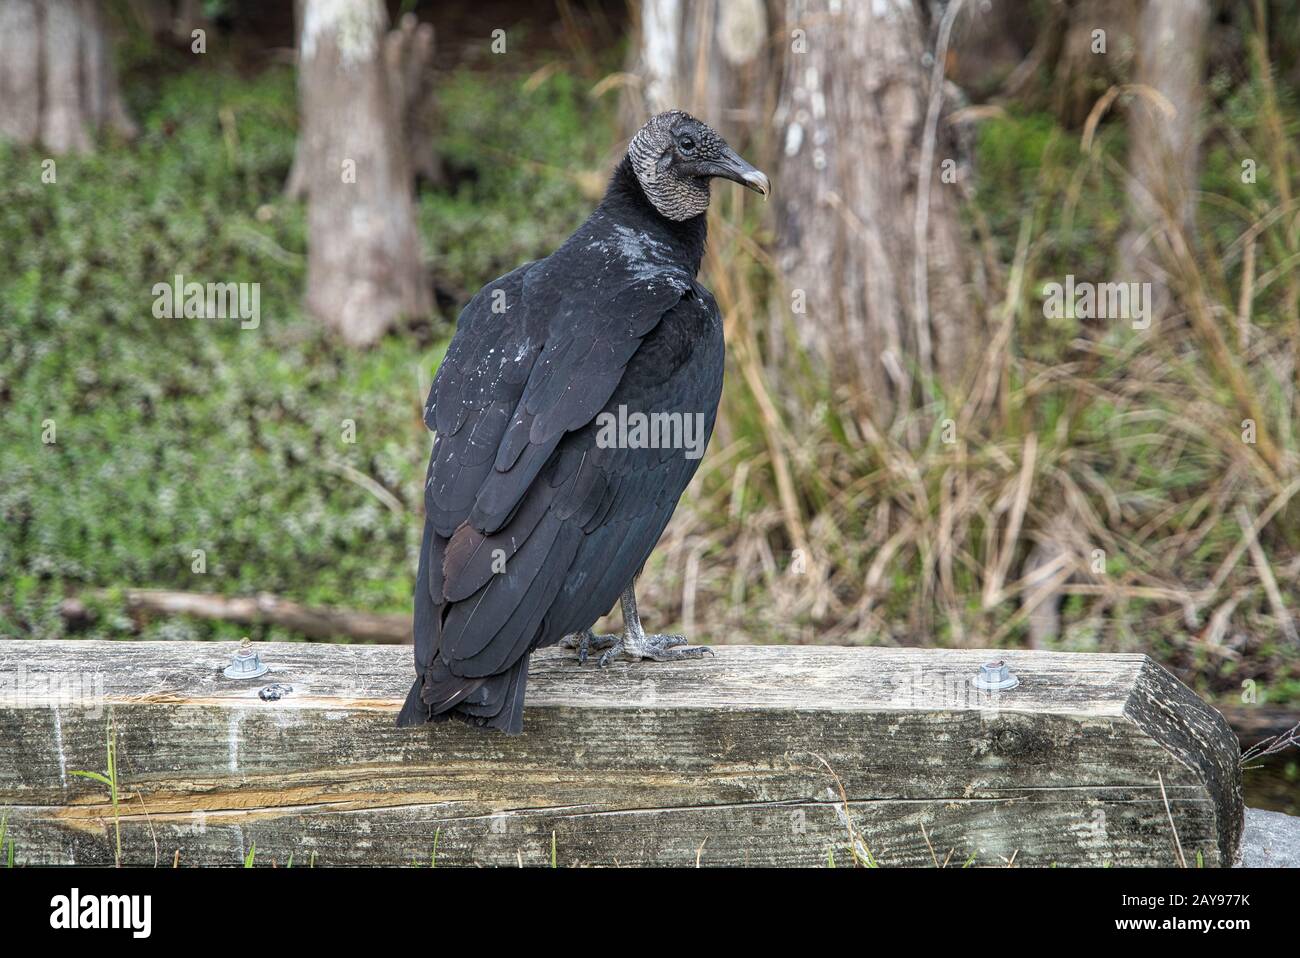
<box><xmin>562</xmin><ymin>629</ymin><xmax>621</xmax><ymax>664</ymax></box>
<box><xmin>596</xmin><ymin>633</ymin><xmax>711</xmax><ymax>665</ymax></box>
<box><xmin>596</xmin><ymin>641</ymin><xmax>626</xmax><ymax>668</ymax></box>
<box><xmin>643</xmin><ymin>636</ymin><xmax>713</xmax><ymax>662</ymax></box>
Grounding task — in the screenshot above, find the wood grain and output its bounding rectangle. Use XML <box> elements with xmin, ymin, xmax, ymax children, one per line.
<box><xmin>0</xmin><ymin>640</ymin><xmax>1243</xmax><ymax>866</ymax></box>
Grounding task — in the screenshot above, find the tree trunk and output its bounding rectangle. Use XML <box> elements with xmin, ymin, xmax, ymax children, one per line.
<box><xmin>384</xmin><ymin>12</ymin><xmax>443</xmax><ymax>187</ymax></box>
<box><xmin>774</xmin><ymin>0</ymin><xmax>976</xmax><ymax>424</ymax></box>
<box><xmin>287</xmin><ymin>6</ymin><xmax>441</xmax><ymax>199</ymax></box>
<box><xmin>625</xmin><ymin>0</ymin><xmax>774</xmax><ymax>143</ymax></box>
<box><xmin>298</xmin><ymin>0</ymin><xmax>429</xmax><ymax>347</ymax></box>
<box><xmin>0</xmin><ymin>0</ymin><xmax>135</xmax><ymax>153</ymax></box>
<box><xmin>1052</xmin><ymin>0</ymin><xmax>1138</xmax><ymax>128</ymax></box>
<box><xmin>284</xmin><ymin>0</ymin><xmax>308</xmax><ymax>198</ymax></box>
<box><xmin>947</xmin><ymin>0</ymin><xmax>1038</xmax><ymax>102</ymax></box>
<box><xmin>1121</xmin><ymin>0</ymin><xmax>1210</xmax><ymax>292</ymax></box>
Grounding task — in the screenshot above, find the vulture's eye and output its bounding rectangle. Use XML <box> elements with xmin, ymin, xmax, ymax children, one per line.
<box><xmin>679</xmin><ymin>135</ymin><xmax>696</xmax><ymax>154</ymax></box>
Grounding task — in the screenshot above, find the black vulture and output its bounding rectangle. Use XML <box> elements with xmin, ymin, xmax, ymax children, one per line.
<box><xmin>398</xmin><ymin>111</ymin><xmax>770</xmax><ymax>734</ymax></box>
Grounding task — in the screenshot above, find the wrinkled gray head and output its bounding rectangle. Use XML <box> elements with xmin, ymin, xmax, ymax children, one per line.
<box><xmin>627</xmin><ymin>110</ymin><xmax>770</xmax><ymax>221</ymax></box>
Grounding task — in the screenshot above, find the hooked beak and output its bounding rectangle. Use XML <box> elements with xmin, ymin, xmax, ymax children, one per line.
<box><xmin>705</xmin><ymin>147</ymin><xmax>771</xmax><ymax>197</ymax></box>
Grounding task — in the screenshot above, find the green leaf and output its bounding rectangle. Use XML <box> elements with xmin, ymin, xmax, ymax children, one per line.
<box><xmin>70</xmin><ymin>770</ymin><xmax>113</xmax><ymax>786</ymax></box>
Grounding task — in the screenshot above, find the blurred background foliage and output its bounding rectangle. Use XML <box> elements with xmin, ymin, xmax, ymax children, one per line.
<box><xmin>0</xmin><ymin>48</ymin><xmax>616</xmax><ymax>643</ymax></box>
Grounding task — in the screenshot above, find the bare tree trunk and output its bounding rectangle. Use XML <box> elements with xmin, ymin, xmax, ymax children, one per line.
<box><xmin>626</xmin><ymin>0</ymin><xmax>773</xmax><ymax>142</ymax></box>
<box><xmin>284</xmin><ymin>0</ymin><xmax>309</xmax><ymax>199</ymax></box>
<box><xmin>287</xmin><ymin>6</ymin><xmax>440</xmax><ymax>199</ymax></box>
<box><xmin>1121</xmin><ymin>0</ymin><xmax>1210</xmax><ymax>297</ymax></box>
<box><xmin>384</xmin><ymin>13</ymin><xmax>443</xmax><ymax>187</ymax></box>
<box><xmin>947</xmin><ymin>0</ymin><xmax>1038</xmax><ymax>101</ymax></box>
<box><xmin>1052</xmin><ymin>0</ymin><xmax>1137</xmax><ymax>127</ymax></box>
<box><xmin>298</xmin><ymin>0</ymin><xmax>429</xmax><ymax>347</ymax></box>
<box><xmin>774</xmin><ymin>0</ymin><xmax>976</xmax><ymax>424</ymax></box>
<box><xmin>0</xmin><ymin>1</ymin><xmax>41</xmax><ymax>145</ymax></box>
<box><xmin>0</xmin><ymin>0</ymin><xmax>135</xmax><ymax>153</ymax></box>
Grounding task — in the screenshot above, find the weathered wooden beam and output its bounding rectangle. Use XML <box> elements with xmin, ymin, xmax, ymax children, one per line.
<box><xmin>0</xmin><ymin>640</ymin><xmax>1242</xmax><ymax>867</ymax></box>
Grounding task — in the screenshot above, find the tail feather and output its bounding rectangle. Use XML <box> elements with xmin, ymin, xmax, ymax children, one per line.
<box><xmin>400</xmin><ymin>514</ymin><xmax>533</xmax><ymax>735</ymax></box>
<box><xmin>395</xmin><ymin>655</ymin><xmax>530</xmax><ymax>735</ymax></box>
<box><xmin>397</xmin><ymin>678</ymin><xmax>431</xmax><ymax>727</ymax></box>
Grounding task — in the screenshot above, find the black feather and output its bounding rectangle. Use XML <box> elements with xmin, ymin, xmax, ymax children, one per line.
<box><xmin>400</xmin><ymin>156</ymin><xmax>724</xmax><ymax>734</ymax></box>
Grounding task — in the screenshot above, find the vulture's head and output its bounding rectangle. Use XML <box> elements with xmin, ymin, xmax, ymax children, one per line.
<box><xmin>628</xmin><ymin>110</ymin><xmax>770</xmax><ymax>222</ymax></box>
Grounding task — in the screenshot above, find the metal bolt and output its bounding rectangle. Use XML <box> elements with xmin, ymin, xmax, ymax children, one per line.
<box><xmin>974</xmin><ymin>659</ymin><xmax>1019</xmax><ymax>691</ymax></box>
<box><xmin>223</xmin><ymin>638</ymin><xmax>269</xmax><ymax>679</ymax></box>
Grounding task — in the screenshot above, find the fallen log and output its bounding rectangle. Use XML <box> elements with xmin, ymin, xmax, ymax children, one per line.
<box><xmin>60</xmin><ymin>590</ymin><xmax>410</xmax><ymax>644</ymax></box>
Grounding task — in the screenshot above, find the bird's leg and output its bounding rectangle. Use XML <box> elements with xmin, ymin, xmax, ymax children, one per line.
<box><xmin>559</xmin><ymin>628</ymin><xmax>618</xmax><ymax>665</ymax></box>
<box><xmin>595</xmin><ymin>582</ymin><xmax>713</xmax><ymax>668</ymax></box>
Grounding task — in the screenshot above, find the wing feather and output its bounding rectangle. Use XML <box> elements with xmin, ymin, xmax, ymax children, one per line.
<box><xmin>405</xmin><ymin>230</ymin><xmax>722</xmax><ymax>733</ymax></box>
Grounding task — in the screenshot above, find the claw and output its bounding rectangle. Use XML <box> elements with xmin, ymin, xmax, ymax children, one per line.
<box><xmin>561</xmin><ymin>629</ymin><xmax>617</xmax><ymax>664</ymax></box>
<box><xmin>575</xmin><ymin>583</ymin><xmax>712</xmax><ymax>668</ymax></box>
<box><xmin>596</xmin><ymin>633</ymin><xmax>712</xmax><ymax>667</ymax></box>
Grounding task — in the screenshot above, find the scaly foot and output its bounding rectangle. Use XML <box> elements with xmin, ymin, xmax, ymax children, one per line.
<box><xmin>565</xmin><ymin>582</ymin><xmax>714</xmax><ymax>667</ymax></box>
<box><xmin>559</xmin><ymin>628</ymin><xmax>618</xmax><ymax>665</ymax></box>
<box><xmin>595</xmin><ymin>629</ymin><xmax>712</xmax><ymax>667</ymax></box>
